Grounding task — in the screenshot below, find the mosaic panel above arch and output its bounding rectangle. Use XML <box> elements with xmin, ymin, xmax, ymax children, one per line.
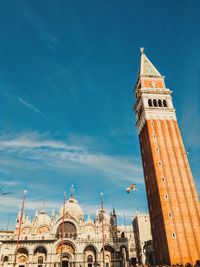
<box><xmin>37</xmin><ymin>225</ymin><xmax>50</xmax><ymax>234</ymax></box>
<box><xmin>56</xmin><ymin>242</ymin><xmax>75</xmax><ymax>255</ymax></box>
<box><xmin>21</xmin><ymin>226</ymin><xmax>32</xmax><ymax>234</ymax></box>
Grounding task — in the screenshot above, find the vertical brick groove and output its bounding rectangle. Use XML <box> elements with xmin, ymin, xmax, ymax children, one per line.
<box><xmin>174</xmin><ymin>122</ymin><xmax>200</xmax><ymax>222</ymax></box>
<box><xmin>165</xmin><ymin>120</ymin><xmax>192</xmax><ymax>263</ymax></box>
<box><xmin>150</xmin><ymin>120</ymin><xmax>173</xmax><ymax>264</ymax></box>
<box><xmin>156</xmin><ymin>120</ymin><xmax>183</xmax><ymax>263</ymax></box>
<box><xmin>138</xmin><ymin>117</ymin><xmax>200</xmax><ymax>264</ymax></box>
<box><xmin>140</xmin><ymin>121</ymin><xmax>170</xmax><ymax>264</ymax></box>
<box><xmin>171</xmin><ymin>121</ymin><xmax>200</xmax><ymax>259</ymax></box>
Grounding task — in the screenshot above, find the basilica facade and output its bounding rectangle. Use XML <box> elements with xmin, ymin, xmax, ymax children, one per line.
<box><xmin>0</xmin><ymin>194</ymin><xmax>135</xmax><ymax>267</ymax></box>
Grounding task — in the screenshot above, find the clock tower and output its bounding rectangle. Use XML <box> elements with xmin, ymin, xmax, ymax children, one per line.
<box><xmin>133</xmin><ymin>48</ymin><xmax>200</xmax><ymax>265</ymax></box>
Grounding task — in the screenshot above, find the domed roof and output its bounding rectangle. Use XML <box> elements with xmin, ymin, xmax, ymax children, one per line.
<box><xmin>37</xmin><ymin>209</ymin><xmax>51</xmax><ymax>225</ymax></box>
<box><xmin>59</xmin><ymin>195</ymin><xmax>84</xmax><ymax>221</ymax></box>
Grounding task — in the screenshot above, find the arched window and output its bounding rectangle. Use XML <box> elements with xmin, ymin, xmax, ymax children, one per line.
<box><xmin>56</xmin><ymin>222</ymin><xmax>77</xmax><ymax>239</ymax></box>
<box><xmin>34</xmin><ymin>246</ymin><xmax>47</xmax><ymax>266</ymax></box>
<box><xmin>148</xmin><ymin>99</ymin><xmax>152</xmax><ymax>107</ymax></box>
<box><xmin>153</xmin><ymin>99</ymin><xmax>158</xmax><ymax>107</ymax></box>
<box><xmin>168</xmin><ymin>212</ymin><xmax>172</xmax><ymax>218</ymax></box>
<box><xmin>38</xmin><ymin>256</ymin><xmax>43</xmax><ymax>264</ymax></box>
<box><xmin>87</xmin><ymin>256</ymin><xmax>93</xmax><ymax>263</ymax></box>
<box><xmin>34</xmin><ymin>246</ymin><xmax>47</xmax><ymax>255</ymax></box>
<box><xmin>161</xmin><ymin>177</ymin><xmax>166</xmax><ymax>182</ymax></box>
<box><xmin>121</xmin><ymin>232</ymin><xmax>125</xmax><ymax>238</ymax></box>
<box><xmin>172</xmin><ymin>232</ymin><xmax>176</xmax><ymax>239</ymax></box>
<box><xmin>3</xmin><ymin>256</ymin><xmax>9</xmax><ymax>262</ymax></box>
<box><xmin>17</xmin><ymin>247</ymin><xmax>28</xmax><ymax>256</ymax></box>
<box><xmin>87</xmin><ymin>255</ymin><xmax>93</xmax><ymax>267</ymax></box>
<box><xmin>163</xmin><ymin>100</ymin><xmax>167</xmax><ymax>107</ymax></box>
<box><xmin>158</xmin><ymin>99</ymin><xmax>162</xmax><ymax>107</ymax></box>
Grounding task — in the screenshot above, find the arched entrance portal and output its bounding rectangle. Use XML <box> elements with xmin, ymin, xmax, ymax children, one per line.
<box><xmin>84</xmin><ymin>245</ymin><xmax>97</xmax><ymax>267</ymax></box>
<box><xmin>17</xmin><ymin>247</ymin><xmax>29</xmax><ymax>267</ymax></box>
<box><xmin>101</xmin><ymin>245</ymin><xmax>115</xmax><ymax>267</ymax></box>
<box><xmin>56</xmin><ymin>242</ymin><xmax>75</xmax><ymax>267</ymax></box>
<box><xmin>33</xmin><ymin>246</ymin><xmax>47</xmax><ymax>267</ymax></box>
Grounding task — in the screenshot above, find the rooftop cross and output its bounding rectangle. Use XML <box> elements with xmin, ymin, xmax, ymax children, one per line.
<box><xmin>41</xmin><ymin>201</ymin><xmax>46</xmax><ymax>214</ymax></box>
<box><xmin>70</xmin><ymin>185</ymin><xmax>75</xmax><ymax>196</ymax></box>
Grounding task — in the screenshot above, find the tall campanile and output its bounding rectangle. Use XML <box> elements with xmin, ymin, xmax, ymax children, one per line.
<box><xmin>133</xmin><ymin>48</ymin><xmax>200</xmax><ymax>265</ymax></box>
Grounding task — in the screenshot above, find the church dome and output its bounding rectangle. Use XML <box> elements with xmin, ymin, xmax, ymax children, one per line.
<box><xmin>37</xmin><ymin>209</ymin><xmax>51</xmax><ymax>225</ymax></box>
<box><xmin>59</xmin><ymin>195</ymin><xmax>84</xmax><ymax>221</ymax></box>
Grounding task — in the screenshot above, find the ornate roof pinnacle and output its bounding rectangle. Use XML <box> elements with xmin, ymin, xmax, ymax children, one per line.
<box><xmin>70</xmin><ymin>184</ymin><xmax>75</xmax><ymax>196</ymax></box>
<box><xmin>41</xmin><ymin>201</ymin><xmax>46</xmax><ymax>214</ymax></box>
<box><xmin>140</xmin><ymin>47</ymin><xmax>144</xmax><ymax>54</ymax></box>
<box><xmin>51</xmin><ymin>209</ymin><xmax>55</xmax><ymax>217</ymax></box>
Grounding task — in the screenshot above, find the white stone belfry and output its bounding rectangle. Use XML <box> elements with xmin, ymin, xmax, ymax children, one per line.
<box><xmin>134</xmin><ymin>48</ymin><xmax>176</xmax><ymax>134</ymax></box>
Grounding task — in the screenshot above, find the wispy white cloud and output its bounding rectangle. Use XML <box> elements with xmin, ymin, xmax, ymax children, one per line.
<box><xmin>0</xmin><ymin>195</ymin><xmax>59</xmax><ymax>213</ymax></box>
<box><xmin>18</xmin><ymin>97</ymin><xmax>42</xmax><ymax>114</ymax></box>
<box><xmin>22</xmin><ymin>10</ymin><xmax>61</xmax><ymax>51</ymax></box>
<box><xmin>0</xmin><ymin>132</ymin><xmax>143</xmax><ymax>185</ymax></box>
<box><xmin>0</xmin><ymin>180</ymin><xmax>19</xmax><ymax>187</ymax></box>
<box><xmin>0</xmin><ymin>195</ymin><xmax>137</xmax><ymax>227</ymax></box>
<box><xmin>0</xmin><ymin>131</ymin><xmax>144</xmax><ymax>229</ymax></box>
<box><xmin>0</xmin><ymin>131</ymin><xmax>81</xmax><ymax>151</ymax></box>
<box><xmin>78</xmin><ymin>203</ymin><xmax>143</xmax><ymax>225</ymax></box>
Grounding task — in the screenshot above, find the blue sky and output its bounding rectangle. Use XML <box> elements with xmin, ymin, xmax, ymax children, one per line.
<box><xmin>0</xmin><ymin>0</ymin><xmax>200</xmax><ymax>229</ymax></box>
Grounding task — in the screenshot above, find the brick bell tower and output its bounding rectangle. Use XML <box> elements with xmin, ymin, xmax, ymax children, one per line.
<box><xmin>133</xmin><ymin>48</ymin><xmax>200</xmax><ymax>265</ymax></box>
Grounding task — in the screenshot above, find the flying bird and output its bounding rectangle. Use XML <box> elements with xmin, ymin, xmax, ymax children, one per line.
<box><xmin>0</xmin><ymin>188</ymin><xmax>11</xmax><ymax>196</ymax></box>
<box><xmin>186</xmin><ymin>147</ymin><xmax>191</xmax><ymax>156</ymax></box>
<box><xmin>183</xmin><ymin>147</ymin><xmax>191</xmax><ymax>156</ymax></box>
<box><xmin>126</xmin><ymin>184</ymin><xmax>138</xmax><ymax>193</ymax></box>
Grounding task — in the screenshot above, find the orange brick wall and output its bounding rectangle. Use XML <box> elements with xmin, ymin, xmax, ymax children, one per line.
<box><xmin>139</xmin><ymin>119</ymin><xmax>200</xmax><ymax>265</ymax></box>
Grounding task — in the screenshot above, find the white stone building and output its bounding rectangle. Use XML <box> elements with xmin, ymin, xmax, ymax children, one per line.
<box><xmin>132</xmin><ymin>213</ymin><xmax>152</xmax><ymax>265</ymax></box>
<box><xmin>0</xmin><ymin>194</ymin><xmax>135</xmax><ymax>267</ymax></box>
<box><xmin>117</xmin><ymin>226</ymin><xmax>136</xmax><ymax>266</ymax></box>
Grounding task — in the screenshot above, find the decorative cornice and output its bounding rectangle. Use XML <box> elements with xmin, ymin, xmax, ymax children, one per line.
<box><xmin>136</xmin><ymin>109</ymin><xmax>177</xmax><ymax>134</ymax></box>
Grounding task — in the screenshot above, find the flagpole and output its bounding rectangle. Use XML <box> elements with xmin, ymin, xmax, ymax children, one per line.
<box><xmin>61</xmin><ymin>191</ymin><xmax>66</xmax><ymax>267</ymax></box>
<box><xmin>100</xmin><ymin>192</ymin><xmax>105</xmax><ymax>267</ymax></box>
<box><xmin>14</xmin><ymin>189</ymin><xmax>27</xmax><ymax>266</ymax></box>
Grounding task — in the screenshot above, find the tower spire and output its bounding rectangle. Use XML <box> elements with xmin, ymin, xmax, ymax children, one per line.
<box><xmin>138</xmin><ymin>48</ymin><xmax>162</xmax><ymax>78</ymax></box>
